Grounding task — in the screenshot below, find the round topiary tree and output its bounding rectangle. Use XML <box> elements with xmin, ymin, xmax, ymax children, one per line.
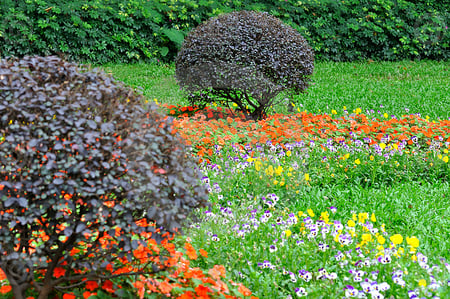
<box><xmin>0</xmin><ymin>56</ymin><xmax>209</xmax><ymax>299</ymax></box>
<box><xmin>175</xmin><ymin>10</ymin><xmax>315</xmax><ymax>120</ymax></box>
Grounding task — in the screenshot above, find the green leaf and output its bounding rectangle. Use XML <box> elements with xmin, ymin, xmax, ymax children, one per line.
<box><xmin>161</xmin><ymin>28</ymin><xmax>184</xmax><ymax>48</ymax></box>
<box><xmin>159</xmin><ymin>46</ymin><xmax>169</xmax><ymax>57</ymax></box>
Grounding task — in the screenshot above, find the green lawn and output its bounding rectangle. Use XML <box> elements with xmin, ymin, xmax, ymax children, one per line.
<box><xmin>104</xmin><ymin>60</ymin><xmax>450</xmax><ymax>298</ymax></box>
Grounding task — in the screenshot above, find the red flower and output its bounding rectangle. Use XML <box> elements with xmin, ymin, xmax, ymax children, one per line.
<box><xmin>102</xmin><ymin>280</ymin><xmax>114</xmax><ymax>293</ymax></box>
<box><xmin>85</xmin><ymin>280</ymin><xmax>99</xmax><ymax>291</ymax></box>
<box><xmin>53</xmin><ymin>267</ymin><xmax>66</xmax><ymax>278</ymax></box>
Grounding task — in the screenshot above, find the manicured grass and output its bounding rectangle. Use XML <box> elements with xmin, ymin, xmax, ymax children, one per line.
<box><xmin>104</xmin><ymin>61</ymin><xmax>450</xmax><ymax>298</ymax></box>
<box><xmin>102</xmin><ymin>60</ymin><xmax>450</xmax><ymax>119</ymax></box>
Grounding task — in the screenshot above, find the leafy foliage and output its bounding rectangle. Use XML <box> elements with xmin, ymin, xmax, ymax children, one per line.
<box><xmin>175</xmin><ymin>10</ymin><xmax>314</xmax><ymax>120</ymax></box>
<box><xmin>0</xmin><ymin>0</ymin><xmax>447</xmax><ymax>63</ymax></box>
<box><xmin>0</xmin><ymin>56</ymin><xmax>208</xmax><ymax>298</ymax></box>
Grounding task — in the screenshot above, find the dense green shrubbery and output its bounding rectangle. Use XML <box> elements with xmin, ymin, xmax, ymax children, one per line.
<box><xmin>175</xmin><ymin>10</ymin><xmax>314</xmax><ymax>120</ymax></box>
<box><xmin>0</xmin><ymin>0</ymin><xmax>448</xmax><ymax>63</ymax></box>
<box><xmin>0</xmin><ymin>55</ymin><xmax>208</xmax><ymax>297</ymax></box>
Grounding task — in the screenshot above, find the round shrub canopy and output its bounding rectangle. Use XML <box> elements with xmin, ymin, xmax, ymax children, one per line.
<box><xmin>175</xmin><ymin>10</ymin><xmax>315</xmax><ymax>120</ymax></box>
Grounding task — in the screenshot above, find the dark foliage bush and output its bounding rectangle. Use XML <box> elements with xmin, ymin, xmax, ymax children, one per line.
<box><xmin>175</xmin><ymin>10</ymin><xmax>315</xmax><ymax>120</ymax></box>
<box><xmin>0</xmin><ymin>56</ymin><xmax>208</xmax><ymax>298</ymax></box>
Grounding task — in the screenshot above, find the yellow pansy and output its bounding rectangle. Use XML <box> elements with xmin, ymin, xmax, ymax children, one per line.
<box><xmin>377</xmin><ymin>235</ymin><xmax>386</xmax><ymax>245</ymax></box>
<box><xmin>255</xmin><ymin>160</ymin><xmax>262</xmax><ymax>171</ymax></box>
<box><xmin>285</xmin><ymin>230</ymin><xmax>292</xmax><ymax>237</ymax></box>
<box><xmin>358</xmin><ymin>213</ymin><xmax>368</xmax><ymax>223</ymax></box>
<box><xmin>275</xmin><ymin>165</ymin><xmax>283</xmax><ymax>176</ymax></box>
<box><xmin>298</xmin><ymin>211</ymin><xmax>304</xmax><ymax>217</ymax></box>
<box><xmin>444</xmin><ymin>156</ymin><xmax>449</xmax><ymax>163</ymax></box>
<box><xmin>406</xmin><ymin>236</ymin><xmax>419</xmax><ymax>248</ymax></box>
<box><xmin>265</xmin><ymin>165</ymin><xmax>274</xmax><ymax>176</ymax></box>
<box><xmin>370</xmin><ymin>155</ymin><xmax>374</xmax><ymax>161</ymax></box>
<box><xmin>307</xmin><ymin>208</ymin><xmax>315</xmax><ymax>217</ymax></box>
<box><xmin>286</xmin><ymin>150</ymin><xmax>291</xmax><ymax>157</ymax></box>
<box><xmin>379</xmin><ymin>143</ymin><xmax>386</xmax><ymax>150</ymax></box>
<box><xmin>361</xmin><ymin>234</ymin><xmax>373</xmax><ymax>242</ymax></box>
<box><xmin>390</xmin><ymin>234</ymin><xmax>403</xmax><ymax>245</ymax></box>
<box><xmin>354</xmin><ymin>159</ymin><xmax>361</xmax><ymax>165</ymax></box>
<box><xmin>418</xmin><ymin>279</ymin><xmax>427</xmax><ymax>287</ymax></box>
<box><xmin>347</xmin><ymin>220</ymin><xmax>356</xmax><ymax>227</ymax></box>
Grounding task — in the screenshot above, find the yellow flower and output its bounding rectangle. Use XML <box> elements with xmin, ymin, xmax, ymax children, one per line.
<box><xmin>377</xmin><ymin>235</ymin><xmax>386</xmax><ymax>245</ymax></box>
<box><xmin>390</xmin><ymin>234</ymin><xmax>403</xmax><ymax>245</ymax></box>
<box><xmin>370</xmin><ymin>213</ymin><xmax>376</xmax><ymax>222</ymax></box>
<box><xmin>347</xmin><ymin>220</ymin><xmax>356</xmax><ymax>227</ymax></box>
<box><xmin>418</xmin><ymin>279</ymin><xmax>427</xmax><ymax>287</ymax></box>
<box><xmin>298</xmin><ymin>211</ymin><xmax>304</xmax><ymax>217</ymax></box>
<box><xmin>379</xmin><ymin>143</ymin><xmax>386</xmax><ymax>150</ymax></box>
<box><xmin>444</xmin><ymin>149</ymin><xmax>449</xmax><ymax>154</ymax></box>
<box><xmin>358</xmin><ymin>213</ymin><xmax>368</xmax><ymax>223</ymax></box>
<box><xmin>307</xmin><ymin>208</ymin><xmax>315</xmax><ymax>217</ymax></box>
<box><xmin>354</xmin><ymin>158</ymin><xmax>361</xmax><ymax>165</ymax></box>
<box><xmin>383</xmin><ymin>113</ymin><xmax>388</xmax><ymax>118</ymax></box>
<box><xmin>279</xmin><ymin>180</ymin><xmax>285</xmax><ymax>186</ymax></box>
<box><xmin>443</xmin><ymin>156</ymin><xmax>449</xmax><ymax>163</ymax></box>
<box><xmin>370</xmin><ymin>155</ymin><xmax>374</xmax><ymax>161</ymax></box>
<box><xmin>411</xmin><ymin>254</ymin><xmax>417</xmax><ymax>262</ymax></box>
<box><xmin>273</xmin><ymin>180</ymin><xmax>278</xmax><ymax>185</ymax></box>
<box><xmin>285</xmin><ymin>230</ymin><xmax>292</xmax><ymax>237</ymax></box>
<box><xmin>265</xmin><ymin>165</ymin><xmax>274</xmax><ymax>176</ymax></box>
<box><xmin>361</xmin><ymin>234</ymin><xmax>373</xmax><ymax>242</ymax></box>
<box><xmin>247</xmin><ymin>157</ymin><xmax>254</xmax><ymax>162</ymax></box>
<box><xmin>275</xmin><ymin>165</ymin><xmax>283</xmax><ymax>176</ymax></box>
<box><xmin>321</xmin><ymin>211</ymin><xmax>330</xmax><ymax>223</ymax></box>
<box><xmin>406</xmin><ymin>236</ymin><xmax>419</xmax><ymax>248</ymax></box>
<box><xmin>331</xmin><ymin>109</ymin><xmax>337</xmax><ymax>114</ymax></box>
<box><xmin>304</xmin><ymin>173</ymin><xmax>310</xmax><ymax>181</ymax></box>
<box><xmin>352</xmin><ymin>213</ymin><xmax>357</xmax><ymax>221</ymax></box>
<box><xmin>255</xmin><ymin>160</ymin><xmax>262</xmax><ymax>171</ymax></box>
<box><xmin>286</xmin><ymin>150</ymin><xmax>291</xmax><ymax>157</ymax></box>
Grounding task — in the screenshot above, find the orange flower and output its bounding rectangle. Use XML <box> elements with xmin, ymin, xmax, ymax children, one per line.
<box><xmin>0</xmin><ymin>285</ymin><xmax>11</xmax><ymax>294</ymax></box>
<box><xmin>158</xmin><ymin>280</ymin><xmax>173</xmax><ymax>294</ymax></box>
<box><xmin>0</xmin><ymin>268</ymin><xmax>6</xmax><ymax>280</ymax></box>
<box><xmin>185</xmin><ymin>242</ymin><xmax>198</xmax><ymax>260</ymax></box>
<box><xmin>177</xmin><ymin>291</ymin><xmax>194</xmax><ymax>299</ymax></box>
<box><xmin>83</xmin><ymin>291</ymin><xmax>95</xmax><ymax>299</ymax></box>
<box><xmin>238</xmin><ymin>284</ymin><xmax>252</xmax><ymax>296</ymax></box>
<box><xmin>199</xmin><ymin>249</ymin><xmax>208</xmax><ymax>258</ymax></box>
<box><xmin>63</xmin><ymin>294</ymin><xmax>76</xmax><ymax>299</ymax></box>
<box><xmin>208</xmin><ymin>265</ymin><xmax>226</xmax><ymax>280</ymax></box>
<box><xmin>195</xmin><ymin>284</ymin><xmax>211</xmax><ymax>297</ymax></box>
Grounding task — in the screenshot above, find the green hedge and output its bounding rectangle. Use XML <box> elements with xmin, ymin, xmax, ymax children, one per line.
<box><xmin>0</xmin><ymin>0</ymin><xmax>448</xmax><ymax>63</ymax></box>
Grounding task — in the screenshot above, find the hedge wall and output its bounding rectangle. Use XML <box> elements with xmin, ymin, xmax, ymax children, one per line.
<box><xmin>0</xmin><ymin>0</ymin><xmax>448</xmax><ymax>63</ymax></box>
